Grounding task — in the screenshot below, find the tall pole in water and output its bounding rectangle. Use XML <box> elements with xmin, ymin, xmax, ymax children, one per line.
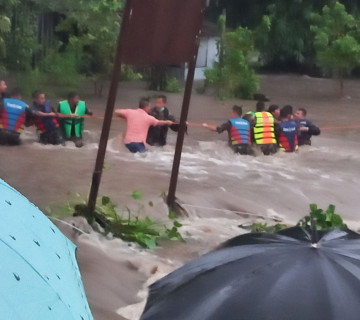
<box><xmin>167</xmin><ymin>43</ymin><xmax>200</xmax><ymax>208</ymax></box>
<box><xmin>88</xmin><ymin>0</ymin><xmax>132</xmax><ymax>212</ymax></box>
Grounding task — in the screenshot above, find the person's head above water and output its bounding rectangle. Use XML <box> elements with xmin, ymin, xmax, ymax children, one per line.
<box><xmin>0</xmin><ymin>80</ymin><xmax>7</xmax><ymax>94</ymax></box>
<box><xmin>280</xmin><ymin>105</ymin><xmax>293</xmax><ymax>121</ymax></box>
<box><xmin>32</xmin><ymin>90</ymin><xmax>46</xmax><ymax>106</ymax></box>
<box><xmin>256</xmin><ymin>101</ymin><xmax>265</xmax><ymax>112</ymax></box>
<box><xmin>268</xmin><ymin>104</ymin><xmax>280</xmax><ymax>118</ymax></box>
<box><xmin>10</xmin><ymin>88</ymin><xmax>22</xmax><ymax>100</ymax></box>
<box><xmin>139</xmin><ymin>97</ymin><xmax>151</xmax><ymax>113</ymax></box>
<box><xmin>294</xmin><ymin>108</ymin><xmax>307</xmax><ymax>120</ymax></box>
<box><xmin>155</xmin><ymin>95</ymin><xmax>167</xmax><ymax>109</ymax></box>
<box><xmin>67</xmin><ymin>91</ymin><xmax>80</xmax><ymax>107</ymax></box>
<box><xmin>231</xmin><ymin>105</ymin><xmax>243</xmax><ymax>118</ymax></box>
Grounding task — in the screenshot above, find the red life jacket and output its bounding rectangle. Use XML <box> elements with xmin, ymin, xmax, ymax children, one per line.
<box><xmin>279</xmin><ymin>120</ymin><xmax>298</xmax><ymax>152</ymax></box>
<box><xmin>33</xmin><ymin>101</ymin><xmax>59</xmax><ymax>133</ymax></box>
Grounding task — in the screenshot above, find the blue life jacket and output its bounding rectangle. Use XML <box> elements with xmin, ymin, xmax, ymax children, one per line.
<box><xmin>229</xmin><ymin>118</ymin><xmax>250</xmax><ymax>145</ymax></box>
<box><xmin>34</xmin><ymin>101</ymin><xmax>59</xmax><ymax>133</ymax></box>
<box><xmin>279</xmin><ymin>120</ymin><xmax>298</xmax><ymax>152</ymax></box>
<box><xmin>0</xmin><ymin>98</ymin><xmax>27</xmax><ymax>133</ymax></box>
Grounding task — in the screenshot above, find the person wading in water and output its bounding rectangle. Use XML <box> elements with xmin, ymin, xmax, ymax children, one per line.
<box><xmin>115</xmin><ymin>98</ymin><xmax>174</xmax><ymax>153</ymax></box>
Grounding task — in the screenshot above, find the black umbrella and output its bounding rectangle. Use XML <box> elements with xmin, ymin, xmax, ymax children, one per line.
<box><xmin>140</xmin><ymin>227</ymin><xmax>360</xmax><ymax>320</ymax></box>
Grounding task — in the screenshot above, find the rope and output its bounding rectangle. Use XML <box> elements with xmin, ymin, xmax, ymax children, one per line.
<box><xmin>55</xmin><ymin>114</ymin><xmax>360</xmax><ymax>131</ymax></box>
<box><xmin>48</xmin><ymin>216</ymin><xmax>88</xmax><ymax>235</ymax></box>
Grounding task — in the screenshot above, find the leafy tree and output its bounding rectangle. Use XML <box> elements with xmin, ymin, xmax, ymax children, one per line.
<box><xmin>0</xmin><ymin>0</ymin><xmax>14</xmax><ymax>72</ymax></box>
<box><xmin>55</xmin><ymin>0</ymin><xmax>124</xmax><ymax>95</ymax></box>
<box><xmin>0</xmin><ymin>14</ymin><xmax>11</xmax><ymax>71</ymax></box>
<box><xmin>205</xmin><ymin>14</ymin><xmax>259</xmax><ymax>99</ymax></box>
<box><xmin>311</xmin><ymin>1</ymin><xmax>360</xmax><ymax>94</ymax></box>
<box><xmin>255</xmin><ymin>0</ymin><xmax>330</xmax><ymax>70</ymax></box>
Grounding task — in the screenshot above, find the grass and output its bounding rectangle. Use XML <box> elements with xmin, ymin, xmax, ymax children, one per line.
<box><xmin>46</xmin><ymin>192</ymin><xmax>184</xmax><ymax>249</ymax></box>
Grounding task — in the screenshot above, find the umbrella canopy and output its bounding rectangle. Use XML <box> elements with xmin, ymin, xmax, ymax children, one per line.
<box><xmin>0</xmin><ymin>179</ymin><xmax>93</xmax><ymax>320</ymax></box>
<box><xmin>141</xmin><ymin>227</ymin><xmax>360</xmax><ymax>320</ymax></box>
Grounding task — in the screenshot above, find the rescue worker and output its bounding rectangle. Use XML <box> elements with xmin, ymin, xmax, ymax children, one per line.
<box><xmin>0</xmin><ymin>89</ymin><xmax>32</xmax><ymax>145</ymax></box>
<box><xmin>278</xmin><ymin>105</ymin><xmax>299</xmax><ymax>153</ymax></box>
<box><xmin>115</xmin><ymin>98</ymin><xmax>174</xmax><ymax>153</ymax></box>
<box><xmin>58</xmin><ymin>92</ymin><xmax>92</xmax><ymax>148</ymax></box>
<box><xmin>253</xmin><ymin>101</ymin><xmax>278</xmax><ymax>155</ymax></box>
<box><xmin>146</xmin><ymin>95</ymin><xmax>179</xmax><ymax>146</ymax></box>
<box><xmin>203</xmin><ymin>105</ymin><xmax>253</xmax><ymax>155</ymax></box>
<box><xmin>30</xmin><ymin>90</ymin><xmax>64</xmax><ymax>145</ymax></box>
<box><xmin>294</xmin><ymin>108</ymin><xmax>321</xmax><ymax>146</ymax></box>
<box><xmin>268</xmin><ymin>104</ymin><xmax>280</xmax><ymax>124</ymax></box>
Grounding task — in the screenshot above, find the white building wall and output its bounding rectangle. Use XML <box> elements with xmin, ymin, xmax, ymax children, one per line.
<box><xmin>187</xmin><ymin>36</ymin><xmax>219</xmax><ymax>80</ymax></box>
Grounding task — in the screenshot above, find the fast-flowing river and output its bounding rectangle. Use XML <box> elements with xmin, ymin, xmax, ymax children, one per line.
<box><xmin>1</xmin><ymin>75</ymin><xmax>360</xmax><ymax>319</ymax></box>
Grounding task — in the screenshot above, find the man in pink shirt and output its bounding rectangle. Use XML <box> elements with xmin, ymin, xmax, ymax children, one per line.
<box><xmin>115</xmin><ymin>98</ymin><xmax>174</xmax><ymax>153</ymax></box>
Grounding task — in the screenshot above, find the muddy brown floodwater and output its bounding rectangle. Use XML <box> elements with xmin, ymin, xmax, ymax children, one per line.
<box><xmin>1</xmin><ymin>74</ymin><xmax>360</xmax><ymax>319</ymax></box>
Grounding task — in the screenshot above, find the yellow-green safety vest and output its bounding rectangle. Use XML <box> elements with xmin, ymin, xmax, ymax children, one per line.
<box><xmin>253</xmin><ymin>111</ymin><xmax>276</xmax><ymax>145</ymax></box>
<box><xmin>59</xmin><ymin>100</ymin><xmax>86</xmax><ymax>138</ymax></box>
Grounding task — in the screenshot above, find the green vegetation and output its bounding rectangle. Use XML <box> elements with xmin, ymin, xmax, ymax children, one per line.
<box><xmin>2</xmin><ymin>1</ymin><xmax>360</xmax><ymax>99</ymax></box>
<box><xmin>94</xmin><ymin>195</ymin><xmax>183</xmax><ymax>249</ymax></box>
<box><xmin>121</xmin><ymin>65</ymin><xmax>143</xmax><ymax>82</ymax></box>
<box><xmin>311</xmin><ymin>2</ymin><xmax>360</xmax><ymax>94</ymax></box>
<box><xmin>298</xmin><ymin>204</ymin><xmax>346</xmax><ymax>230</ymax></box>
<box><xmin>250</xmin><ymin>204</ymin><xmax>346</xmax><ymax>233</ymax></box>
<box><xmin>254</xmin><ymin>0</ymin><xmax>323</xmax><ymax>69</ymax></box>
<box><xmin>165</xmin><ymin>77</ymin><xmax>181</xmax><ymax>93</ymax></box>
<box><xmin>204</xmin><ymin>14</ymin><xmax>259</xmax><ymax>99</ymax></box>
<box><xmin>46</xmin><ymin>192</ymin><xmax>184</xmax><ymax>249</ymax></box>
<box><xmin>0</xmin><ymin>14</ymin><xmax>11</xmax><ymax>72</ymax></box>
<box><xmin>250</xmin><ymin>222</ymin><xmax>288</xmax><ymax>233</ymax></box>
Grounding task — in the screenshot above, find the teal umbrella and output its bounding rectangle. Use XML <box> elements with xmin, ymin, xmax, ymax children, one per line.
<box><xmin>0</xmin><ymin>179</ymin><xmax>93</xmax><ymax>320</ymax></box>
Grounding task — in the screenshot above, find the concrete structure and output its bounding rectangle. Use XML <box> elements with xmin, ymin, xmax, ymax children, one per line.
<box><xmin>169</xmin><ymin>21</ymin><xmax>219</xmax><ymax>81</ymax></box>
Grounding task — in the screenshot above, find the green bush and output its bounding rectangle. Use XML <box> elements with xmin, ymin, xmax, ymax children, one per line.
<box><xmin>165</xmin><ymin>76</ymin><xmax>181</xmax><ymax>93</ymax></box>
<box><xmin>205</xmin><ymin>15</ymin><xmax>259</xmax><ymax>100</ymax></box>
<box><xmin>298</xmin><ymin>204</ymin><xmax>346</xmax><ymax>230</ymax></box>
<box><xmin>121</xmin><ymin>65</ymin><xmax>143</xmax><ymax>81</ymax></box>
<box><xmin>15</xmin><ymin>47</ymin><xmax>84</xmax><ymax>98</ymax></box>
<box><xmin>16</xmin><ymin>68</ymin><xmax>48</xmax><ymax>98</ymax></box>
<box><xmin>41</xmin><ymin>48</ymin><xmax>83</xmax><ymax>88</ymax></box>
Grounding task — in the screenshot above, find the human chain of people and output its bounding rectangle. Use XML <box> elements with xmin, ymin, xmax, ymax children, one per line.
<box><xmin>0</xmin><ymin>78</ymin><xmax>347</xmax><ymax>154</ymax></box>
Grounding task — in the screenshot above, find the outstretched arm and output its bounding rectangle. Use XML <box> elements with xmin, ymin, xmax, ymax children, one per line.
<box><xmin>202</xmin><ymin>123</ymin><xmax>218</xmax><ymax>132</ymax></box>
<box><xmin>157</xmin><ymin>120</ymin><xmax>174</xmax><ymax>126</ymax></box>
<box><xmin>203</xmin><ymin>121</ymin><xmax>230</xmax><ymax>133</ymax></box>
<box><xmin>115</xmin><ymin>109</ymin><xmax>126</xmax><ymax>119</ymax></box>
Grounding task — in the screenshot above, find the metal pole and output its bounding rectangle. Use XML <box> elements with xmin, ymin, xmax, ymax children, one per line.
<box><xmin>167</xmin><ymin>46</ymin><xmax>200</xmax><ymax>208</ymax></box>
<box><xmin>88</xmin><ymin>0</ymin><xmax>132</xmax><ymax>212</ymax></box>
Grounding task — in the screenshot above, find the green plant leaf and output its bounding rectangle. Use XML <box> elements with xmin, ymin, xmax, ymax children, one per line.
<box><xmin>132</xmin><ymin>190</ymin><xmax>142</xmax><ymax>200</ymax></box>
<box><xmin>309</xmin><ymin>203</ymin><xmax>318</xmax><ymax>213</ymax></box>
<box><xmin>173</xmin><ymin>221</ymin><xmax>183</xmax><ymax>228</ymax></box>
<box><xmin>168</xmin><ymin>210</ymin><xmax>176</xmax><ymax>220</ymax></box>
<box><xmin>298</xmin><ymin>203</ymin><xmax>344</xmax><ymax>230</ymax></box>
<box><xmin>327</xmin><ymin>204</ymin><xmax>335</xmax><ymax>214</ymax></box>
<box><xmin>102</xmin><ymin>196</ymin><xmax>110</xmax><ymax>205</ymax></box>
